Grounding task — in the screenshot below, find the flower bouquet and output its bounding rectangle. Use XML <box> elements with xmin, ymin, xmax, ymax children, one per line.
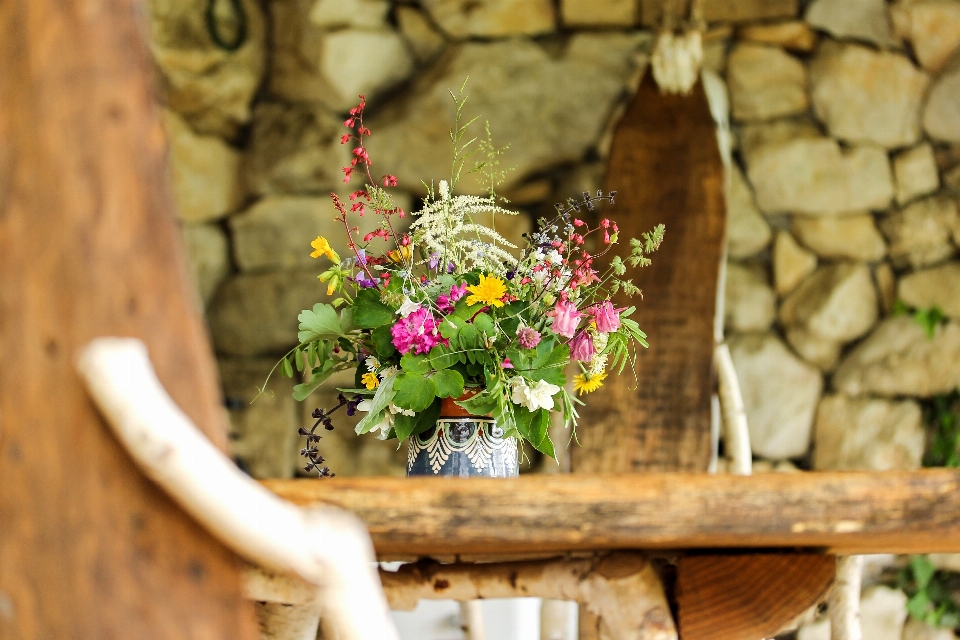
<box><xmin>277</xmin><ymin>88</ymin><xmax>663</xmax><ymax>477</ymax></box>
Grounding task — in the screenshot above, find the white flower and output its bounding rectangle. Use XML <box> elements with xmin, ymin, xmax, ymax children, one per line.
<box><xmin>439</xmin><ymin>179</ymin><xmax>450</xmax><ymax>201</ymax></box>
<box><xmin>356</xmin><ymin>400</ymin><xmax>393</xmax><ymax>437</ymax></box>
<box><xmin>533</xmin><ymin>248</ymin><xmax>546</xmax><ymax>262</ymax></box>
<box><xmin>364</xmin><ymin>356</ymin><xmax>381</xmax><ymax>372</ymax></box>
<box><xmin>545</xmin><ymin>249</ymin><xmax>563</xmax><ymax>265</ymax></box>
<box><xmin>532</xmin><ymin>269</ymin><xmax>550</xmax><ymax>284</ymax></box>
<box><xmin>509</xmin><ymin>377</ymin><xmax>560</xmax><ymax>412</ymax></box>
<box><xmin>397</xmin><ymin>296</ymin><xmax>421</xmax><ymax>318</ymax></box>
<box><xmin>389</xmin><ymin>403</ymin><xmax>415</xmax><ymax>417</ymax></box>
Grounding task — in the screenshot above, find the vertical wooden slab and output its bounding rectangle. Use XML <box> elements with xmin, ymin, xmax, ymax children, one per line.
<box><xmin>0</xmin><ymin>2</ymin><xmax>258</xmax><ymax>639</ymax></box>
<box><xmin>571</xmin><ymin>72</ymin><xmax>725</xmax><ymax>474</ymax></box>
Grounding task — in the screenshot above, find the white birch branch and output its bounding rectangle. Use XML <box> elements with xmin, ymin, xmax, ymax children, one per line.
<box><xmin>714</xmin><ymin>343</ymin><xmax>752</xmax><ymax>475</ymax></box>
<box><xmin>459</xmin><ymin>600</ymin><xmax>486</xmax><ymax>640</ymax></box>
<box><xmin>830</xmin><ymin>556</ymin><xmax>864</xmax><ymax>640</ymax></box>
<box><xmin>76</xmin><ymin>337</ymin><xmax>398</xmax><ymax>640</ymax></box>
<box><xmin>379</xmin><ymin>554</ymin><xmax>677</xmax><ymax>640</ymax></box>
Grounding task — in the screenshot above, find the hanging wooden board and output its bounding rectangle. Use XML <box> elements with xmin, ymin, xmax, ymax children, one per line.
<box><xmin>572</xmin><ymin>72</ymin><xmax>724</xmax><ymax>474</ymax></box>
<box><xmin>0</xmin><ymin>1</ymin><xmax>258</xmax><ymax>638</ymax></box>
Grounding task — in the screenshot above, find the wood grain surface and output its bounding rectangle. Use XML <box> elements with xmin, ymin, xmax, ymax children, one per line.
<box><xmin>677</xmin><ymin>554</ymin><xmax>835</xmax><ymax>640</ymax></box>
<box><xmin>0</xmin><ymin>2</ymin><xmax>257</xmax><ymax>639</ymax></box>
<box><xmin>572</xmin><ymin>72</ymin><xmax>724</xmax><ymax>474</ymax></box>
<box><xmin>265</xmin><ymin>470</ymin><xmax>960</xmax><ymax>557</ymax></box>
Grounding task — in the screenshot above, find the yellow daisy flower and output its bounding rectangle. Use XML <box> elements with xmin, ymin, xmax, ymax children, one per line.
<box><xmin>310</xmin><ymin>236</ymin><xmax>340</xmax><ymax>262</ymax></box>
<box><xmin>361</xmin><ymin>371</ymin><xmax>380</xmax><ymax>390</ymax></box>
<box><xmin>465</xmin><ymin>274</ymin><xmax>507</xmax><ymax>308</ymax></box>
<box><xmin>573</xmin><ymin>371</ymin><xmax>607</xmax><ymax>395</ymax></box>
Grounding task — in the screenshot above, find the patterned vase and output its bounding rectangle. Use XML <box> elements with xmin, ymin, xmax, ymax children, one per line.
<box><xmin>406</xmin><ymin>392</ymin><xmax>519</xmax><ymax>477</ymax></box>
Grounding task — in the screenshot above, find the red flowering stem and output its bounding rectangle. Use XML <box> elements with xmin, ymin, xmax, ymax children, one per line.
<box><xmin>347</xmin><ymin>100</ymin><xmax>403</xmax><ymax>248</ymax></box>
<box><xmin>331</xmin><ymin>193</ymin><xmax>381</xmax><ymax>291</ymax></box>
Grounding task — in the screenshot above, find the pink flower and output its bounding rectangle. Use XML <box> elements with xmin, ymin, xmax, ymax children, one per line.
<box><xmin>517</xmin><ymin>326</ymin><xmax>541</xmax><ymax>349</ymax></box>
<box><xmin>502</xmin><ymin>358</ymin><xmax>514</xmax><ymax>369</ymax></box>
<box><xmin>569</xmin><ymin>331</ymin><xmax>596</xmax><ymax>362</ymax></box>
<box><xmin>391</xmin><ymin>308</ymin><xmax>447</xmax><ymax>355</ymax></box>
<box><xmin>383</xmin><ymin>175</ymin><xmax>398</xmax><ymax>187</ymax></box>
<box><xmin>591</xmin><ymin>300</ymin><xmax>621</xmax><ymax>333</ymax></box>
<box><xmin>437</xmin><ymin>283</ymin><xmax>468</xmax><ymax>314</ymax></box>
<box><xmin>548</xmin><ymin>300</ymin><xmax>582</xmax><ymax>339</ymax></box>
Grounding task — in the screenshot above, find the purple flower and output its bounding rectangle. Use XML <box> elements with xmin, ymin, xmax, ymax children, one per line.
<box><xmin>591</xmin><ymin>300</ymin><xmax>621</xmax><ymax>333</ymax></box>
<box><xmin>355</xmin><ymin>272</ymin><xmax>379</xmax><ymax>288</ymax></box>
<box><xmin>356</xmin><ymin>249</ymin><xmax>367</xmax><ymax>265</ymax></box>
<box><xmin>548</xmin><ymin>300</ymin><xmax>582</xmax><ymax>339</ymax></box>
<box><xmin>517</xmin><ymin>326</ymin><xmax>541</xmax><ymax>349</ymax></box>
<box><xmin>428</xmin><ymin>252</ymin><xmax>441</xmax><ymax>269</ymax></box>
<box><xmin>446</xmin><ymin>262</ymin><xmax>456</xmax><ymax>274</ymax></box>
<box><xmin>391</xmin><ymin>308</ymin><xmax>447</xmax><ymax>355</ymax></box>
<box><xmin>569</xmin><ymin>331</ymin><xmax>596</xmax><ymax>362</ymax></box>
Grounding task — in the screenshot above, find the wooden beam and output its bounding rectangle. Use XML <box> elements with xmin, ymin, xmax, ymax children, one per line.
<box><xmin>0</xmin><ymin>1</ymin><xmax>258</xmax><ymax>638</ymax></box>
<box><xmin>264</xmin><ymin>470</ymin><xmax>960</xmax><ymax>557</ymax></box>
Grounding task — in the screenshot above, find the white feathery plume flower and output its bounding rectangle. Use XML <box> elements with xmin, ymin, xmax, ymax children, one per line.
<box><xmin>409</xmin><ymin>179</ymin><xmax>520</xmax><ymax>274</ymax></box>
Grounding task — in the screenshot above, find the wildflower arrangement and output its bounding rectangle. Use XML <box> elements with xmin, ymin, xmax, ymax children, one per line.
<box><xmin>278</xmin><ymin>87</ymin><xmax>664</xmax><ymax>469</ymax></box>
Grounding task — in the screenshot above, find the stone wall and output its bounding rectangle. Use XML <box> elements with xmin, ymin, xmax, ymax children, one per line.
<box><xmin>150</xmin><ymin>0</ymin><xmax>960</xmax><ymax>490</ymax></box>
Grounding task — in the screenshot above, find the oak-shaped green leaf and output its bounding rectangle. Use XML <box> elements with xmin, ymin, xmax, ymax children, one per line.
<box><xmin>298</xmin><ymin>303</ymin><xmax>342</xmax><ymax>342</ymax></box>
<box><xmin>431</xmin><ymin>369</ymin><xmax>464</xmax><ymax>399</ymax></box>
<box><xmin>354</xmin><ymin>289</ymin><xmax>394</xmax><ymax>328</ymax></box>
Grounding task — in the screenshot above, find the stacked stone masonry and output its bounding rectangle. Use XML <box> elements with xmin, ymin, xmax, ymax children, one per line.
<box><xmin>150</xmin><ymin>0</ymin><xmax>960</xmax><ymax>490</ymax></box>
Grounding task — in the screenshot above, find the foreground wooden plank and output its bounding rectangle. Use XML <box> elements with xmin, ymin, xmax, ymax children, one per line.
<box><xmin>0</xmin><ymin>1</ymin><xmax>257</xmax><ymax>638</ymax></box>
<box><xmin>265</xmin><ymin>470</ymin><xmax>960</xmax><ymax>557</ymax></box>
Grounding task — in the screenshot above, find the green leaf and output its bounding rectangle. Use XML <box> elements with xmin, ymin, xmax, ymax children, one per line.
<box><xmin>456</xmin><ymin>390</ymin><xmax>498</xmax><ymax>416</ymax></box>
<box><xmin>339</xmin><ymin>307</ymin><xmax>356</xmax><ymax>333</ymax></box>
<box><xmin>428</xmin><ymin>345</ymin><xmax>458</xmax><ymax>370</ymax></box>
<box><xmin>432</xmin><ymin>369</ymin><xmax>465</xmax><ymax>399</ymax></box>
<box><xmin>354</xmin><ymin>289</ymin><xmax>394</xmax><ymax>328</ymax></box>
<box><xmin>355</xmin><ymin>374</ymin><xmax>397</xmax><ymax>434</ymax></box>
<box><xmin>281</xmin><ymin>355</ymin><xmax>294</xmax><ymax>378</ymax></box>
<box><xmin>400</xmin><ymin>353</ymin><xmax>430</xmax><ymax>374</ymax></box>
<box><xmin>911</xmin><ymin>555</ymin><xmax>937</xmax><ymax>590</ymax></box>
<box><xmin>372</xmin><ymin>325</ymin><xmax>397</xmax><ymax>359</ymax></box>
<box><xmin>453</xmin><ymin>298</ymin><xmax>475</xmax><ymax>319</ymax></box>
<box><xmin>500</xmin><ymin>316</ymin><xmax>520</xmax><ymax>339</ymax></box>
<box><xmin>459</xmin><ymin>323</ymin><xmax>480</xmax><ymax>349</ymax></box>
<box><xmin>394</xmin><ymin>400</ymin><xmax>441</xmax><ymax>440</ymax></box>
<box><xmin>473</xmin><ymin>313</ymin><xmax>494</xmax><ymax>334</ymax></box>
<box><xmin>393</xmin><ymin>373</ymin><xmax>436</xmax><ymax>412</ymax></box>
<box><xmin>293</xmin><ymin>365</ymin><xmax>337</xmax><ymax>401</ymax></box>
<box><xmin>907</xmin><ymin>590</ymin><xmax>932</xmax><ymax>620</ymax></box>
<box><xmin>515</xmin><ymin>407</ymin><xmax>554</xmax><ymax>457</ymax></box>
<box><xmin>440</xmin><ymin>316</ymin><xmax>464</xmax><ymax>339</ymax></box>
<box><xmin>298</xmin><ymin>303</ymin><xmax>343</xmax><ymax>342</ymax></box>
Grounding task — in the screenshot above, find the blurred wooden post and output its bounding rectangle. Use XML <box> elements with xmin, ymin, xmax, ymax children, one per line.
<box><xmin>0</xmin><ymin>1</ymin><xmax>258</xmax><ymax>638</ymax></box>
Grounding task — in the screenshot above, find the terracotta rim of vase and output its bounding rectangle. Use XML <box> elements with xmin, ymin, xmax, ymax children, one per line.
<box><xmin>439</xmin><ymin>388</ymin><xmax>490</xmax><ymax>418</ymax></box>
